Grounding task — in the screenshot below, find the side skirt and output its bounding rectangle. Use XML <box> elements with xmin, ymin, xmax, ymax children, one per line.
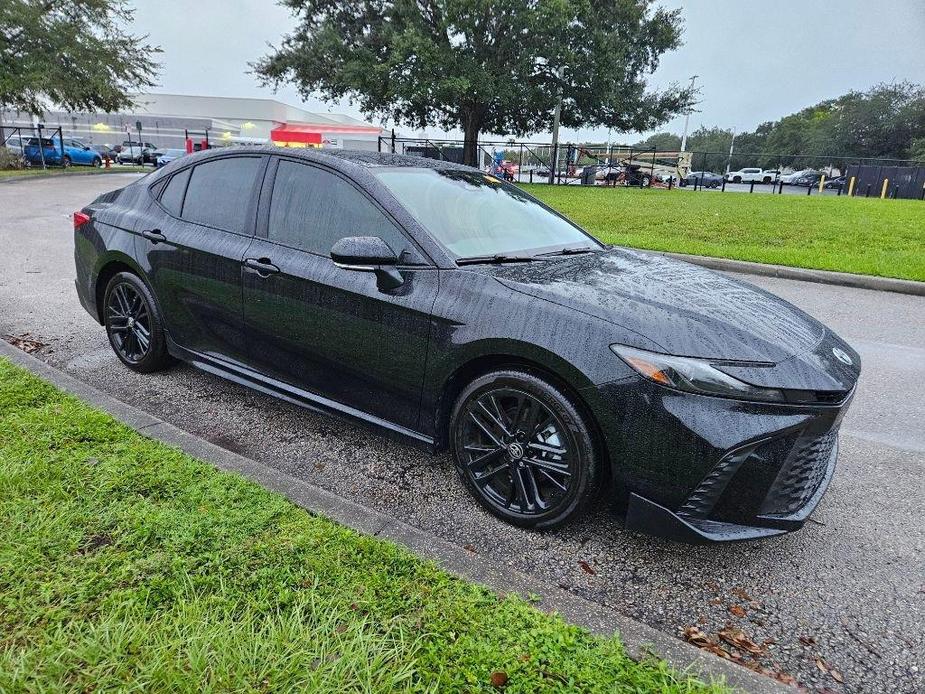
<box><xmin>165</xmin><ymin>336</ymin><xmax>436</xmax><ymax>453</ymax></box>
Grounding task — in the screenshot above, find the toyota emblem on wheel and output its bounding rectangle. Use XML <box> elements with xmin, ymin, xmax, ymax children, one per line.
<box><xmin>832</xmin><ymin>347</ymin><xmax>853</xmax><ymax>365</ymax></box>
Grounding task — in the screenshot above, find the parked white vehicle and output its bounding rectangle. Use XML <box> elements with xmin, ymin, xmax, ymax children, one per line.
<box><xmin>724</xmin><ymin>167</ymin><xmax>779</xmax><ymax>184</ymax></box>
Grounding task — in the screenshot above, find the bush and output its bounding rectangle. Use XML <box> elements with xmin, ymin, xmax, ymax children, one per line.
<box><xmin>0</xmin><ymin>147</ymin><xmax>25</xmax><ymax>170</ymax></box>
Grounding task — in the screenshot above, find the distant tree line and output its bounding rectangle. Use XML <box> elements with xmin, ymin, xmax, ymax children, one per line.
<box><xmin>634</xmin><ymin>82</ymin><xmax>925</xmax><ymax>171</ymax></box>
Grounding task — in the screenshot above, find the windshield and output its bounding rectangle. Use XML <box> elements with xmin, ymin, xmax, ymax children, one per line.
<box><xmin>373</xmin><ymin>168</ymin><xmax>599</xmax><ymax>258</ymax></box>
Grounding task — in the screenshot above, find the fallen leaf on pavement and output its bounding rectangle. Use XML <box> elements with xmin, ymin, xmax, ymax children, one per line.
<box><xmin>728</xmin><ymin>604</ymin><xmax>747</xmax><ymax>618</ymax></box>
<box><xmin>490</xmin><ymin>671</ymin><xmax>508</xmax><ymax>688</ymax></box>
<box><xmin>799</xmin><ymin>635</ymin><xmax>817</xmax><ymax>646</ymax></box>
<box><xmin>731</xmin><ymin>587</ymin><xmax>752</xmax><ymax>602</ymax></box>
<box><xmin>578</xmin><ymin>560</ymin><xmax>596</xmax><ymax>575</ymax></box>
<box><xmin>682</xmin><ymin>626</ymin><xmax>712</xmax><ymax>648</ymax></box>
<box><xmin>3</xmin><ymin>333</ymin><xmax>46</xmax><ymax>354</ymax></box>
<box><xmin>463</xmin><ymin>544</ymin><xmax>476</xmax><ymax>553</ymax></box>
<box><xmin>718</xmin><ymin>626</ymin><xmax>765</xmax><ymax>655</ymax></box>
<box><xmin>816</xmin><ymin>657</ymin><xmax>829</xmax><ymax>674</ymax></box>
<box><xmin>831</xmin><ymin>669</ymin><xmax>844</xmax><ymax>683</ymax></box>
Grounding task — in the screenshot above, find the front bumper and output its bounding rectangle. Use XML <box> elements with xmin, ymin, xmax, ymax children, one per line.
<box><xmin>582</xmin><ymin>377</ymin><xmax>854</xmax><ymax>543</ymax></box>
<box><xmin>625</xmin><ymin>437</ymin><xmax>838</xmax><ymax>542</ymax></box>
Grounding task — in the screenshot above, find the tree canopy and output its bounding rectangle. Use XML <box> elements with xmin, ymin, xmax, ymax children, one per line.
<box><xmin>255</xmin><ymin>0</ymin><xmax>694</xmax><ymax>165</ymax></box>
<box><xmin>635</xmin><ymin>82</ymin><xmax>925</xmax><ymax>170</ymax></box>
<box><xmin>0</xmin><ymin>0</ymin><xmax>161</xmax><ymax>116</ymax></box>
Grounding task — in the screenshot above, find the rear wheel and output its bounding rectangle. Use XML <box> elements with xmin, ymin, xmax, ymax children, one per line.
<box><xmin>450</xmin><ymin>370</ymin><xmax>600</xmax><ymax>529</ymax></box>
<box><xmin>92</xmin><ymin>157</ymin><xmax>102</xmax><ymax>168</ymax></box>
<box><xmin>733</xmin><ymin>175</ymin><xmax>742</xmax><ymax>183</ymax></box>
<box><xmin>103</xmin><ymin>272</ymin><xmax>172</xmax><ymax>373</ymax></box>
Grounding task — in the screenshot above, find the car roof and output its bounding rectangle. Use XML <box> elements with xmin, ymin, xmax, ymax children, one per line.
<box><xmin>183</xmin><ymin>145</ymin><xmax>475</xmax><ymax>174</ymax></box>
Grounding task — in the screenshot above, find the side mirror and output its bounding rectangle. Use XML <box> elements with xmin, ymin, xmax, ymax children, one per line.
<box><xmin>330</xmin><ymin>236</ymin><xmax>403</xmax><ymax>290</ymax></box>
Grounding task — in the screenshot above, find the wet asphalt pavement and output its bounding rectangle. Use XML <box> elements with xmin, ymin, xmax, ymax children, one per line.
<box><xmin>1</xmin><ymin>174</ymin><xmax>922</xmax><ymax>693</ymax></box>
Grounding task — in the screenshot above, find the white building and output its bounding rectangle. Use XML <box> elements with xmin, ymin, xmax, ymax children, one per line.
<box><xmin>1</xmin><ymin>93</ymin><xmax>385</xmax><ymax>151</ymax></box>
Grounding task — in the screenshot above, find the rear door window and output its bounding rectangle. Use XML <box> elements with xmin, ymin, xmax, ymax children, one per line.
<box><xmin>159</xmin><ymin>168</ymin><xmax>191</xmax><ymax>217</ymax></box>
<box><xmin>267</xmin><ymin>159</ymin><xmax>407</xmax><ymax>256</ymax></box>
<box><xmin>181</xmin><ymin>157</ymin><xmax>262</xmax><ymax>234</ymax></box>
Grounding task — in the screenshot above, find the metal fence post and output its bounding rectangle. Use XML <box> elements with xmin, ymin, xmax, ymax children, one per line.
<box><xmin>749</xmin><ymin>181</ymin><xmax>755</xmax><ymax>193</ymax></box>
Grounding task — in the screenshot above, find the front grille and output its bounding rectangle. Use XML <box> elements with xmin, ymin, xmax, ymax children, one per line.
<box><xmin>678</xmin><ymin>424</ymin><xmax>839</xmax><ymax>526</ymax></box>
<box><xmin>760</xmin><ymin>429</ymin><xmax>837</xmax><ymax>515</ymax></box>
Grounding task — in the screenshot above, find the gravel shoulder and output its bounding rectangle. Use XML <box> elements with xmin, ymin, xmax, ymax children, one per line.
<box><xmin>2</xmin><ymin>174</ymin><xmax>922</xmax><ymax>693</ymax></box>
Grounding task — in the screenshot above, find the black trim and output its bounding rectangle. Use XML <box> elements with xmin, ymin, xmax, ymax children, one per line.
<box><xmin>165</xmin><ymin>335</ymin><xmax>436</xmax><ymax>451</ymax></box>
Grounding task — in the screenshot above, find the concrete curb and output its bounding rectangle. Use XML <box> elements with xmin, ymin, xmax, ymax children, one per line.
<box><xmin>0</xmin><ymin>170</ymin><xmax>146</xmax><ymax>184</ymax></box>
<box><xmin>0</xmin><ymin>338</ymin><xmax>788</xmax><ymax>693</ymax></box>
<box><xmin>656</xmin><ymin>251</ymin><xmax>925</xmax><ymax>297</ymax></box>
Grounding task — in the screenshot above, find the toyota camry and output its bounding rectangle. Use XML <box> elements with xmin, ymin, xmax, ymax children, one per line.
<box><xmin>73</xmin><ymin>148</ymin><xmax>860</xmax><ymax>542</ymax></box>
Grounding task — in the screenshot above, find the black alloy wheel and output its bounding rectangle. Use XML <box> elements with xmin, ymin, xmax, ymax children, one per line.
<box><xmin>103</xmin><ymin>272</ymin><xmax>172</xmax><ymax>373</ymax></box>
<box><xmin>451</xmin><ymin>370</ymin><xmax>599</xmax><ymax>529</ymax></box>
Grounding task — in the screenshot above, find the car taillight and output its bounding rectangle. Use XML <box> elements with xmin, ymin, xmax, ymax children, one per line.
<box><xmin>73</xmin><ymin>211</ymin><xmax>91</xmax><ymax>230</ymax></box>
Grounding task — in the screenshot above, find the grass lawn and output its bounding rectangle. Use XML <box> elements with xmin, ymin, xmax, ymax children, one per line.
<box><xmin>0</xmin><ymin>358</ymin><xmax>724</xmax><ymax>693</ymax></box>
<box><xmin>0</xmin><ymin>165</ymin><xmax>148</xmax><ymax>179</ymax></box>
<box><xmin>524</xmin><ymin>185</ymin><xmax>925</xmax><ymax>282</ymax></box>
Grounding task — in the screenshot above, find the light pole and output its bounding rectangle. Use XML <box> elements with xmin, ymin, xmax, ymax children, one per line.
<box><xmin>548</xmin><ymin>66</ymin><xmax>564</xmax><ymax>184</ymax></box>
<box><xmin>679</xmin><ymin>75</ymin><xmax>699</xmax><ymax>153</ymax></box>
<box><xmin>725</xmin><ymin>127</ymin><xmax>737</xmax><ymax>174</ymax></box>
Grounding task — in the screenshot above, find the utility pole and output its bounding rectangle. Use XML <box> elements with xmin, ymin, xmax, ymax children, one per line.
<box><xmin>679</xmin><ymin>74</ymin><xmax>699</xmax><ymax>153</ymax></box>
<box><xmin>548</xmin><ymin>66</ymin><xmax>564</xmax><ymax>184</ymax></box>
<box><xmin>725</xmin><ymin>127</ymin><xmax>737</xmax><ymax>174</ymax></box>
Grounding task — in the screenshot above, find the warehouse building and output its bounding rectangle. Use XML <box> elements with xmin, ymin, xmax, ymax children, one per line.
<box><xmin>0</xmin><ymin>93</ymin><xmax>385</xmax><ymax>151</ymax></box>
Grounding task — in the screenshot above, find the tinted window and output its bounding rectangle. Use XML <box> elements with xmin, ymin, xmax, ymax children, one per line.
<box><xmin>267</xmin><ymin>160</ymin><xmax>408</xmax><ymax>255</ymax></box>
<box><xmin>160</xmin><ymin>168</ymin><xmax>191</xmax><ymax>217</ymax></box>
<box><xmin>181</xmin><ymin>157</ymin><xmax>262</xmax><ymax>233</ymax></box>
<box><xmin>373</xmin><ymin>168</ymin><xmax>596</xmax><ymax>258</ymax></box>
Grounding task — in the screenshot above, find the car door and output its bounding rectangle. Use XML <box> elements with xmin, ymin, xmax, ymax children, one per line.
<box><xmin>242</xmin><ymin>157</ymin><xmax>438</xmax><ymax>432</ymax></box>
<box><xmin>135</xmin><ymin>154</ymin><xmax>266</xmax><ymax>366</ymax></box>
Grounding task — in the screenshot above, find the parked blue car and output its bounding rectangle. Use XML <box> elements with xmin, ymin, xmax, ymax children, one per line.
<box><xmin>23</xmin><ymin>137</ymin><xmax>103</xmax><ymax>167</ymax></box>
<box><xmin>155</xmin><ymin>149</ymin><xmax>187</xmax><ymax>168</ymax></box>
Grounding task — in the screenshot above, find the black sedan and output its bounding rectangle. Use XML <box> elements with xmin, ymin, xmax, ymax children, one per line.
<box><xmin>679</xmin><ymin>171</ymin><xmax>723</xmax><ymax>188</ymax></box>
<box><xmin>792</xmin><ymin>172</ymin><xmax>825</xmax><ymax>187</ymax></box>
<box><xmin>73</xmin><ymin>148</ymin><xmax>860</xmax><ymax>542</ymax></box>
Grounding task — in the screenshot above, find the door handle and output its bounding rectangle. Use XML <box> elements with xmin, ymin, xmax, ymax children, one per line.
<box><xmin>243</xmin><ymin>257</ymin><xmax>281</xmax><ymax>277</ymax></box>
<box><xmin>141</xmin><ymin>229</ymin><xmax>166</xmax><ymax>244</ymax></box>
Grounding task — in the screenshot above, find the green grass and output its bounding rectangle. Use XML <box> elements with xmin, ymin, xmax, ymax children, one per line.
<box><xmin>0</xmin><ymin>165</ymin><xmax>148</xmax><ymax>179</ymax></box>
<box><xmin>0</xmin><ymin>358</ymin><xmax>724</xmax><ymax>693</ymax></box>
<box><xmin>523</xmin><ymin>185</ymin><xmax>925</xmax><ymax>282</ymax></box>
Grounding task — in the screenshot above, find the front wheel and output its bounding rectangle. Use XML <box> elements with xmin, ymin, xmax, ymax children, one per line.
<box><xmin>450</xmin><ymin>370</ymin><xmax>601</xmax><ymax>529</ymax></box>
<box><xmin>103</xmin><ymin>272</ymin><xmax>173</xmax><ymax>373</ymax></box>
<box><xmin>62</xmin><ymin>155</ymin><xmax>71</xmax><ymax>168</ymax></box>
<box><xmin>92</xmin><ymin>157</ymin><xmax>102</xmax><ymax>168</ymax></box>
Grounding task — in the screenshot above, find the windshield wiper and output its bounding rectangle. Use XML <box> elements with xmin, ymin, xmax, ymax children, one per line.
<box><xmin>534</xmin><ymin>246</ymin><xmax>597</xmax><ymax>257</ymax></box>
<box><xmin>455</xmin><ymin>253</ymin><xmax>536</xmax><ymax>266</ymax></box>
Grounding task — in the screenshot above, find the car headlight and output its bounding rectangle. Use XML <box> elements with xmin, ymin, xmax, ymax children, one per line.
<box><xmin>610</xmin><ymin>344</ymin><xmax>786</xmax><ymax>403</ymax></box>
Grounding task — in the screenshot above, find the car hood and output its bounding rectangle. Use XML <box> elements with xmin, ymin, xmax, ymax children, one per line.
<box><xmin>484</xmin><ymin>248</ymin><xmax>830</xmax><ymax>364</ymax></box>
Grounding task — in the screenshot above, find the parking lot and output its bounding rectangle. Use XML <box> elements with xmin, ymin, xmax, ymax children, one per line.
<box><xmin>1</xmin><ymin>174</ymin><xmax>922</xmax><ymax>693</ymax></box>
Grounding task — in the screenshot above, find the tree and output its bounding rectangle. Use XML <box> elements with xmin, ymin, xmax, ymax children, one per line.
<box><xmin>0</xmin><ymin>0</ymin><xmax>161</xmax><ymax>118</ymax></box>
<box><xmin>254</xmin><ymin>0</ymin><xmax>694</xmax><ymax>166</ymax></box>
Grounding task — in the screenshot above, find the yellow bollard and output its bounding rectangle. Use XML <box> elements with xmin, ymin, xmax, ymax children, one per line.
<box><xmin>880</xmin><ymin>178</ymin><xmax>889</xmax><ymax>199</ymax></box>
<box><xmin>847</xmin><ymin>176</ymin><xmax>856</xmax><ymax>196</ymax></box>
<box><xmin>818</xmin><ymin>174</ymin><xmax>826</xmax><ymax>193</ymax></box>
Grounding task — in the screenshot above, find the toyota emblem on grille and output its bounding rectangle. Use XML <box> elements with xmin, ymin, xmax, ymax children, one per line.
<box><xmin>832</xmin><ymin>347</ymin><xmax>853</xmax><ymax>365</ymax></box>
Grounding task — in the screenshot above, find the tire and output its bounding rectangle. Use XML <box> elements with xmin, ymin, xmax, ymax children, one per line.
<box><xmin>762</xmin><ymin>176</ymin><xmax>771</xmax><ymax>184</ymax></box>
<box><xmin>62</xmin><ymin>155</ymin><xmax>71</xmax><ymax>168</ymax></box>
<box><xmin>733</xmin><ymin>176</ymin><xmax>742</xmax><ymax>183</ymax></box>
<box><xmin>103</xmin><ymin>272</ymin><xmax>173</xmax><ymax>373</ymax></box>
<box><xmin>92</xmin><ymin>157</ymin><xmax>102</xmax><ymax>168</ymax></box>
<box><xmin>450</xmin><ymin>369</ymin><xmax>601</xmax><ymax>529</ymax></box>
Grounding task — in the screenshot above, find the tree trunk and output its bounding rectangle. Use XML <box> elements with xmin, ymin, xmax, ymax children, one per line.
<box><xmin>462</xmin><ymin>116</ymin><xmax>481</xmax><ymax>168</ymax></box>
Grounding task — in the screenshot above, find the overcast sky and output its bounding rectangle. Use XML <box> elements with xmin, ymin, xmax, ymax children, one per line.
<box><xmin>132</xmin><ymin>0</ymin><xmax>925</xmax><ymax>143</ymax></box>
